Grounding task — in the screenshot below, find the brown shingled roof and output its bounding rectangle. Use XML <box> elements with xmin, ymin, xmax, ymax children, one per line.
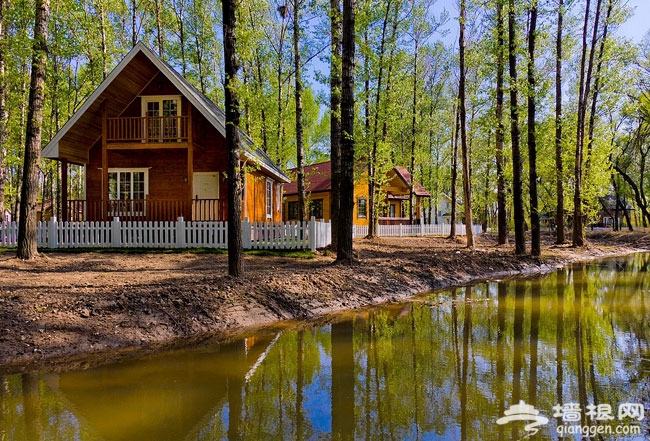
<box><xmin>392</xmin><ymin>166</ymin><xmax>431</xmax><ymax>197</ymax></box>
<box><xmin>284</xmin><ymin>161</ymin><xmax>332</xmax><ymax>195</ymax></box>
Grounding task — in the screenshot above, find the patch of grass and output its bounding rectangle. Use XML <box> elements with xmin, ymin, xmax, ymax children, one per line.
<box><xmin>245</xmin><ymin>249</ymin><xmax>315</xmax><ymax>259</ymax></box>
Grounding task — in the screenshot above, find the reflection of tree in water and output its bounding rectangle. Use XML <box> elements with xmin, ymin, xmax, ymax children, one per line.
<box><xmin>3</xmin><ymin>254</ymin><xmax>650</xmax><ymax>440</ymax></box>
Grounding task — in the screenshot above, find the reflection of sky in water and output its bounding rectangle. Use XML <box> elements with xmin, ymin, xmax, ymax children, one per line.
<box><xmin>2</xmin><ymin>253</ymin><xmax>650</xmax><ymax>440</ymax></box>
<box><xmin>304</xmin><ymin>345</ymin><xmax>331</xmax><ymax>435</ymax></box>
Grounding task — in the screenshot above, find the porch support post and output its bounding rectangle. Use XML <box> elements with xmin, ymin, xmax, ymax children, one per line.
<box><xmin>101</xmin><ymin>100</ymin><xmax>108</xmax><ymax>221</ymax></box>
<box><xmin>186</xmin><ymin>100</ymin><xmax>193</xmax><ymax>220</ymax></box>
<box><xmin>61</xmin><ymin>158</ymin><xmax>68</xmax><ymax>222</ymax></box>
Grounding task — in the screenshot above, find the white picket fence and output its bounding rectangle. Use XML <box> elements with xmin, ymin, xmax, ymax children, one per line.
<box><xmin>0</xmin><ymin>217</ymin><xmax>332</xmax><ymax>251</ymax></box>
<box><xmin>0</xmin><ymin>217</ymin><xmax>479</xmax><ymax>251</ymax></box>
<box><xmin>353</xmin><ymin>222</ymin><xmax>482</xmax><ymax>238</ymax></box>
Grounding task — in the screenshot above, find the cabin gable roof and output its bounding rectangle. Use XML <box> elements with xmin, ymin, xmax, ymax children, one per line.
<box><xmin>42</xmin><ymin>42</ymin><xmax>289</xmax><ymax>183</ymax></box>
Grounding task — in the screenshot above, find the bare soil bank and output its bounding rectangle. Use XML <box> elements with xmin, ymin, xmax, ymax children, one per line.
<box><xmin>1</xmin><ymin>230</ymin><xmax>647</xmax><ymax>373</ymax></box>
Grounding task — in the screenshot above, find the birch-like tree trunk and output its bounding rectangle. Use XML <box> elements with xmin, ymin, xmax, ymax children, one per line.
<box><xmin>17</xmin><ymin>0</ymin><xmax>50</xmax><ymax>260</ymax></box>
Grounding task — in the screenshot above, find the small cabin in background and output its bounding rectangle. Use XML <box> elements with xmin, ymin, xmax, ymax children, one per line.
<box><xmin>283</xmin><ymin>161</ymin><xmax>430</xmax><ymax>225</ymax></box>
<box><xmin>42</xmin><ymin>42</ymin><xmax>289</xmax><ymax>223</ymax></box>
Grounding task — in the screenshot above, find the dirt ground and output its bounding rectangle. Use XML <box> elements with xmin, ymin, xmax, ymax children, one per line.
<box><xmin>1</xmin><ymin>230</ymin><xmax>648</xmax><ymax>373</ymax></box>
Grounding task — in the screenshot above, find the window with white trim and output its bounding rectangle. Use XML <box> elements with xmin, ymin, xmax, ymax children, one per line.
<box><xmin>140</xmin><ymin>95</ymin><xmax>181</xmax><ymax>140</ymax></box>
<box><xmin>266</xmin><ymin>179</ymin><xmax>273</xmax><ymax>219</ymax></box>
<box><xmin>108</xmin><ymin>168</ymin><xmax>149</xmax><ymax>200</ymax></box>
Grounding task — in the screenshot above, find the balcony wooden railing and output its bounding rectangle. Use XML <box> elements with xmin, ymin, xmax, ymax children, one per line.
<box><xmin>106</xmin><ymin>116</ymin><xmax>189</xmax><ymax>143</ymax></box>
<box><xmin>67</xmin><ymin>199</ymin><xmax>225</xmax><ymax>222</ymax></box>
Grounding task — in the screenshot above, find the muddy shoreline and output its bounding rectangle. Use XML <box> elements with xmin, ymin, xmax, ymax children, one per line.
<box><xmin>1</xmin><ymin>231</ymin><xmax>648</xmax><ymax>374</ymax></box>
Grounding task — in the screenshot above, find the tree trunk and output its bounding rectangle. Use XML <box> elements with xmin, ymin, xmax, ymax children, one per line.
<box><xmin>508</xmin><ymin>0</ymin><xmax>525</xmax><ymax>254</ymax></box>
<box><xmin>527</xmin><ymin>0</ymin><xmax>540</xmax><ymax>256</ymax></box>
<box><xmin>336</xmin><ymin>0</ymin><xmax>355</xmax><ymax>264</ymax></box>
<box><xmin>131</xmin><ymin>0</ymin><xmax>137</xmax><ymax>46</ymax></box>
<box><xmin>459</xmin><ymin>0</ymin><xmax>474</xmax><ymax>248</ymax></box>
<box><xmin>0</xmin><ymin>0</ymin><xmax>7</xmax><ymax>219</ymax></box>
<box><xmin>367</xmin><ymin>0</ymin><xmax>392</xmax><ymax>238</ymax></box>
<box><xmin>449</xmin><ymin>97</ymin><xmax>459</xmax><ymax>238</ymax></box>
<box><xmin>154</xmin><ymin>0</ymin><xmax>165</xmax><ymax>58</ymax></box>
<box><xmin>555</xmin><ymin>0</ymin><xmax>565</xmax><ymax>244</ymax></box>
<box><xmin>330</xmin><ymin>0</ymin><xmax>341</xmax><ymax>250</ymax></box>
<box><xmin>17</xmin><ymin>0</ymin><xmax>49</xmax><ymax>260</ymax></box>
<box><xmin>409</xmin><ymin>38</ymin><xmax>419</xmax><ymax>226</ymax></box>
<box><xmin>495</xmin><ymin>0</ymin><xmax>507</xmax><ymax>245</ymax></box>
<box><xmin>574</xmin><ymin>0</ymin><xmax>601</xmax><ymax>247</ymax></box>
<box><xmin>222</xmin><ymin>0</ymin><xmax>243</xmax><ymax>277</ymax></box>
<box><xmin>294</xmin><ymin>0</ymin><xmax>306</xmax><ymax>223</ymax></box>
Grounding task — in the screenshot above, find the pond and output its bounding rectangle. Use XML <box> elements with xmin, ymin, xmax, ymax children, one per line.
<box><xmin>1</xmin><ymin>253</ymin><xmax>650</xmax><ymax>440</ymax></box>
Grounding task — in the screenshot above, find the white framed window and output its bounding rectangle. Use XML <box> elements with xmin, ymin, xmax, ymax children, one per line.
<box><xmin>266</xmin><ymin>179</ymin><xmax>273</xmax><ymax>219</ymax></box>
<box><xmin>276</xmin><ymin>184</ymin><xmax>282</xmax><ymax>212</ymax></box>
<box><xmin>108</xmin><ymin>168</ymin><xmax>149</xmax><ymax>200</ymax></box>
<box><xmin>107</xmin><ymin>168</ymin><xmax>150</xmax><ymax>217</ymax></box>
<box><xmin>140</xmin><ymin>95</ymin><xmax>182</xmax><ymax>141</ymax></box>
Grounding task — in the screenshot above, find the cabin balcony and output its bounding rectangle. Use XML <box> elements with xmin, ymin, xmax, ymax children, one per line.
<box><xmin>66</xmin><ymin>198</ymin><xmax>226</xmax><ymax>222</ymax></box>
<box><xmin>106</xmin><ymin>116</ymin><xmax>189</xmax><ymax>146</ymax></box>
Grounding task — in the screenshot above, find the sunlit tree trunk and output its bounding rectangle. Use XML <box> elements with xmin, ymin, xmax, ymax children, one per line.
<box><xmin>18</xmin><ymin>0</ymin><xmax>49</xmax><ymax>260</ymax></box>
<box><xmin>459</xmin><ymin>0</ymin><xmax>473</xmax><ymax>248</ymax></box>
<box><xmin>527</xmin><ymin>0</ymin><xmax>540</xmax><ymax>256</ymax></box>
<box><xmin>222</xmin><ymin>0</ymin><xmax>243</xmax><ymax>277</ymax></box>
<box><xmin>330</xmin><ymin>0</ymin><xmax>341</xmax><ymax>250</ymax></box>
<box><xmin>0</xmin><ymin>0</ymin><xmax>7</xmax><ymax>219</ymax></box>
<box><xmin>508</xmin><ymin>0</ymin><xmax>525</xmax><ymax>254</ymax></box>
<box><xmin>495</xmin><ymin>0</ymin><xmax>507</xmax><ymax>245</ymax></box>
<box><xmin>294</xmin><ymin>0</ymin><xmax>306</xmax><ymax>223</ymax></box>
<box><xmin>336</xmin><ymin>0</ymin><xmax>355</xmax><ymax>263</ymax></box>
<box><xmin>555</xmin><ymin>0</ymin><xmax>565</xmax><ymax>244</ymax></box>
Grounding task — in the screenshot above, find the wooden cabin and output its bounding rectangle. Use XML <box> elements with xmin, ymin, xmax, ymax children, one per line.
<box><xmin>283</xmin><ymin>161</ymin><xmax>430</xmax><ymax>225</ymax></box>
<box><xmin>42</xmin><ymin>43</ymin><xmax>289</xmax><ymax>223</ymax></box>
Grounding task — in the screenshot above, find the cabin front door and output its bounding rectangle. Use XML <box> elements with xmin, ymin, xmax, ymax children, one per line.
<box><xmin>193</xmin><ymin>172</ymin><xmax>219</xmax><ymax>221</ymax></box>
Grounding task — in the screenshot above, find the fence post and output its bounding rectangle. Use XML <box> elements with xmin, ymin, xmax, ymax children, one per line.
<box><xmin>420</xmin><ymin>215</ymin><xmax>424</xmax><ymax>237</ymax></box>
<box><xmin>112</xmin><ymin>217</ymin><xmax>121</xmax><ymax>247</ymax></box>
<box><xmin>48</xmin><ymin>217</ymin><xmax>58</xmax><ymax>248</ymax></box>
<box><xmin>309</xmin><ymin>216</ymin><xmax>316</xmax><ymax>252</ymax></box>
<box><xmin>176</xmin><ymin>216</ymin><xmax>186</xmax><ymax>248</ymax></box>
<box><xmin>242</xmin><ymin>218</ymin><xmax>251</xmax><ymax>249</ymax></box>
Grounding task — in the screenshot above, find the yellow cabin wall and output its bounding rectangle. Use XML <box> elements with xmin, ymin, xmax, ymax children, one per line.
<box><xmin>244</xmin><ymin>171</ymin><xmax>283</xmax><ymax>223</ymax></box>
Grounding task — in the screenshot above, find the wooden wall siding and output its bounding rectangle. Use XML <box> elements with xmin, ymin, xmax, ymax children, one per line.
<box><xmin>244</xmin><ymin>172</ymin><xmax>282</xmax><ymax>223</ymax></box>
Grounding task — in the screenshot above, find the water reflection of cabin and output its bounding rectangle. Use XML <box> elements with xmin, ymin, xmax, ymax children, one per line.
<box><xmin>283</xmin><ymin>161</ymin><xmax>430</xmax><ymax>225</ymax></box>
<box><xmin>42</xmin><ymin>42</ymin><xmax>289</xmax><ymax>223</ymax></box>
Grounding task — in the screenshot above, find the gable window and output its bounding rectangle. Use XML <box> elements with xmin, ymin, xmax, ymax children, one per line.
<box><xmin>141</xmin><ymin>95</ymin><xmax>181</xmax><ymax>141</ymax></box>
<box><xmin>266</xmin><ymin>180</ymin><xmax>273</xmax><ymax>219</ymax></box>
<box><xmin>357</xmin><ymin>197</ymin><xmax>367</xmax><ymax>218</ymax></box>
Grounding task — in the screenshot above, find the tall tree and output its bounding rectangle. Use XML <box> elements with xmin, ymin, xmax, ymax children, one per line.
<box><xmin>574</xmin><ymin>0</ymin><xmax>602</xmax><ymax>247</ymax></box>
<box><xmin>222</xmin><ymin>0</ymin><xmax>244</xmax><ymax>277</ymax></box>
<box><xmin>508</xmin><ymin>0</ymin><xmax>525</xmax><ymax>255</ymax></box>
<box><xmin>459</xmin><ymin>0</ymin><xmax>473</xmax><ymax>247</ymax></box>
<box><xmin>527</xmin><ymin>0</ymin><xmax>540</xmax><ymax>256</ymax></box>
<box><xmin>0</xmin><ymin>0</ymin><xmax>7</xmax><ymax>220</ymax></box>
<box><xmin>555</xmin><ymin>0</ymin><xmax>565</xmax><ymax>244</ymax></box>
<box><xmin>495</xmin><ymin>0</ymin><xmax>507</xmax><ymax>244</ymax></box>
<box><xmin>336</xmin><ymin>0</ymin><xmax>355</xmax><ymax>263</ymax></box>
<box><xmin>17</xmin><ymin>0</ymin><xmax>50</xmax><ymax>260</ymax></box>
<box><xmin>330</xmin><ymin>0</ymin><xmax>342</xmax><ymax>250</ymax></box>
<box><xmin>294</xmin><ymin>0</ymin><xmax>306</xmax><ymax>223</ymax></box>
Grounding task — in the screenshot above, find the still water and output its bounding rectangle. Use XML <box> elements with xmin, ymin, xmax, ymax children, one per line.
<box><xmin>2</xmin><ymin>254</ymin><xmax>650</xmax><ymax>440</ymax></box>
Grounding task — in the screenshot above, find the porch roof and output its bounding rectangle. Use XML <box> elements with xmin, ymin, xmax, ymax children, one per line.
<box><xmin>42</xmin><ymin>42</ymin><xmax>289</xmax><ymax>183</ymax></box>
